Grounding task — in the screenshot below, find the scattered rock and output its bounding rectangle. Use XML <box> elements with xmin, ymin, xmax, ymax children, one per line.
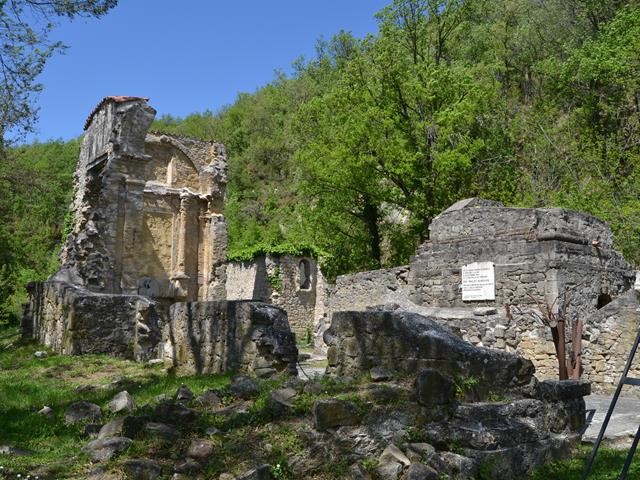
<box><xmin>230</xmin><ymin>375</ymin><xmax>260</xmax><ymax>399</ymax></box>
<box><xmin>34</xmin><ymin>350</ymin><xmax>47</xmax><ymax>358</ymax></box>
<box><xmin>219</xmin><ymin>474</ymin><xmax>236</xmax><ymax>480</ymax></box>
<box><xmin>175</xmin><ymin>385</ymin><xmax>194</xmax><ymax>402</ymax></box>
<box><xmin>405</xmin><ymin>443</ymin><xmax>435</xmax><ymax>463</ymax></box>
<box><xmin>154</xmin><ymin>401</ymin><xmax>198</xmax><ymax>424</ymax></box>
<box><xmin>205</xmin><ymin>426</ymin><xmax>221</xmax><ymax>436</ymax></box>
<box><xmin>236</xmin><ymin>464</ymin><xmax>271</xmax><ymax>480</ymax></box>
<box><xmin>0</xmin><ymin>445</ymin><xmax>33</xmax><ymax>456</ymax></box>
<box><xmin>175</xmin><ymin>458</ymin><xmax>201</xmax><ymax>474</ymax></box>
<box><xmin>303</xmin><ymin>381</ymin><xmax>324</xmax><ymax>395</ymax></box>
<box><xmin>84</xmin><ymin>423</ymin><xmax>104</xmax><ymax>439</ymax></box>
<box><xmin>313</xmin><ymin>398</ymin><xmax>362</xmax><ymax>431</ymax></box>
<box><xmin>351</xmin><ymin>462</ymin><xmax>373</xmax><ymax>480</ymax></box>
<box><xmin>379</xmin><ymin>444</ymin><xmax>411</xmax><ymax>467</ymax></box>
<box><xmin>86</xmin><ymin>465</ymin><xmax>125</xmax><ymax>480</ymax></box>
<box><xmin>402</xmin><ymin>462</ymin><xmax>439</xmax><ymax>480</ymax></box>
<box><xmin>144</xmin><ymin>422</ymin><xmax>180</xmax><ymax>443</ymax></box>
<box><xmin>122</xmin><ymin>458</ymin><xmax>161</xmax><ymax>480</ymax></box>
<box><xmin>429</xmin><ymin>452</ymin><xmax>477</xmax><ymax>478</ymax></box>
<box><xmin>109</xmin><ymin>390</ymin><xmax>136</xmax><ymax>413</ymax></box>
<box><xmin>76</xmin><ymin>384</ymin><xmax>98</xmax><ymax>393</ymax></box>
<box><xmin>268</xmin><ymin>387</ymin><xmax>297</xmax><ymax>413</ymax></box>
<box><xmin>99</xmin><ymin>416</ymin><xmax>147</xmax><ymax>440</ymax></box>
<box><xmin>376</xmin><ymin>460</ymin><xmax>403</xmax><ymax>480</ymax></box>
<box><xmin>155</xmin><ymin>393</ymin><xmax>169</xmax><ymax>403</ymax></box>
<box><xmin>364</xmin><ymin>384</ymin><xmax>405</xmax><ymax>404</ymax></box>
<box><xmin>195</xmin><ymin>390</ymin><xmax>220</xmax><ymax>409</ymax></box>
<box><xmin>282</xmin><ymin>376</ymin><xmax>306</xmax><ymax>392</ymax></box>
<box><xmin>38</xmin><ymin>405</ymin><xmax>54</xmax><ymax>417</ymax></box>
<box><xmin>148</xmin><ymin>359</ymin><xmax>165</xmax><ymax>366</ymax></box>
<box><xmin>65</xmin><ymin>401</ymin><xmax>102</xmax><ymax>424</ymax></box>
<box><xmin>82</xmin><ymin>437</ymin><xmax>132</xmax><ymax>462</ymax></box>
<box><xmin>186</xmin><ymin>438</ymin><xmax>215</xmax><ymax>460</ymax></box>
<box><xmin>98</xmin><ymin>418</ymin><xmax>125</xmax><ymax>439</ymax></box>
<box><xmin>370</xmin><ymin>366</ymin><xmax>393</xmax><ymax>382</ymax></box>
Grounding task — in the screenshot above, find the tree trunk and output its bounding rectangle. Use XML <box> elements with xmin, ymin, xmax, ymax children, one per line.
<box><xmin>362</xmin><ymin>199</ymin><xmax>381</xmax><ymax>268</ymax></box>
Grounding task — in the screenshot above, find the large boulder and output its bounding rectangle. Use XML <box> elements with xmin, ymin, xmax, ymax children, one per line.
<box><xmin>324</xmin><ymin>310</ymin><xmax>534</xmax><ymax>393</ymax></box>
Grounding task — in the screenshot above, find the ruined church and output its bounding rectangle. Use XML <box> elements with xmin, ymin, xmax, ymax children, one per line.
<box><xmin>22</xmin><ymin>97</ymin><xmax>640</xmax><ymax>393</ymax></box>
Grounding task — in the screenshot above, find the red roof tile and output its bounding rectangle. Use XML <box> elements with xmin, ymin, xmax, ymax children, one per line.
<box><xmin>84</xmin><ymin>96</ymin><xmax>150</xmax><ymax>130</ymax></box>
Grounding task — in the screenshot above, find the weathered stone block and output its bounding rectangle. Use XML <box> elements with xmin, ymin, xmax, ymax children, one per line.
<box><xmin>415</xmin><ymin>369</ymin><xmax>455</xmax><ymax>407</ymax></box>
<box><xmin>325</xmin><ymin>310</ymin><xmax>534</xmax><ymax>392</ymax></box>
<box><xmin>313</xmin><ymin>399</ymin><xmax>362</xmax><ymax>431</ymax></box>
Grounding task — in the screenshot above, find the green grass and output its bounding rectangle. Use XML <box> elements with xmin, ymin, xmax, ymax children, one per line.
<box><xmin>2</xmin><ymin>324</ymin><xmax>640</xmax><ymax>479</ymax></box>
<box><xmin>530</xmin><ymin>445</ymin><xmax>640</xmax><ymax>480</ymax></box>
<box><xmin>0</xmin><ymin>325</ymin><xmax>231</xmax><ymax>478</ymax></box>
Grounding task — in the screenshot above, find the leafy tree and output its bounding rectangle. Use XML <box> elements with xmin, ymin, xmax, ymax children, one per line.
<box><xmin>0</xmin><ymin>139</ymin><xmax>78</xmax><ymax>322</ymax></box>
<box><xmin>0</xmin><ymin>0</ymin><xmax>117</xmax><ymax>145</ymax></box>
<box><xmin>293</xmin><ymin>0</ymin><xmax>517</xmax><ymax>275</ymax></box>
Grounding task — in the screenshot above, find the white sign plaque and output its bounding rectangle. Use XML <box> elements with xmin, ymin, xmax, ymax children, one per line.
<box><xmin>461</xmin><ymin>261</ymin><xmax>495</xmax><ymax>301</ymax></box>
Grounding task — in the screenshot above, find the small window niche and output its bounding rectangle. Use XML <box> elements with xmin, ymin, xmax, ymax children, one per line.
<box><xmin>597</xmin><ymin>293</ymin><xmax>612</xmax><ymax>309</ymax></box>
<box><xmin>299</xmin><ymin>259</ymin><xmax>311</xmax><ymax>290</ymax></box>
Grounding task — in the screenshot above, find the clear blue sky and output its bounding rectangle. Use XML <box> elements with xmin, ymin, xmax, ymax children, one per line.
<box><xmin>27</xmin><ymin>0</ymin><xmax>390</xmax><ymax>143</ymax></box>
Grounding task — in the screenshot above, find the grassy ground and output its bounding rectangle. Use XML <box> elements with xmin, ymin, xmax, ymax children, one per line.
<box><xmin>1</xmin><ymin>323</ymin><xmax>638</xmax><ymax>479</ymax></box>
<box><xmin>530</xmin><ymin>445</ymin><xmax>640</xmax><ymax>480</ymax></box>
<box><xmin>0</xmin><ymin>325</ymin><xmax>232</xmax><ymax>478</ymax></box>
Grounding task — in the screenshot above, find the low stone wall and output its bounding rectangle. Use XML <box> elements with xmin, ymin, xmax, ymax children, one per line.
<box><xmin>226</xmin><ymin>254</ymin><xmax>323</xmax><ymax>340</ymax></box>
<box><xmin>324</xmin><ymin>309</ymin><xmax>534</xmax><ymax>393</ymax></box>
<box><xmin>328</xmin><ymin>266</ymin><xmax>410</xmax><ymax>317</ymax></box>
<box><xmin>23</xmin><ymin>281</ymin><xmax>162</xmax><ymax>361</ymax></box>
<box><xmin>162</xmin><ymin>300</ymin><xmax>298</xmax><ymax>376</ymax></box>
<box><xmin>23</xmin><ymin>281</ymin><xmax>299</xmax><ymax>377</ymax></box>
<box><xmin>412</xmin><ymin>299</ymin><xmax>640</xmax><ymax>392</ymax></box>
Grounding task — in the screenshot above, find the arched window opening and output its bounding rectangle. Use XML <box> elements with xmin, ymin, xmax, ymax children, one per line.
<box><xmin>299</xmin><ymin>259</ymin><xmax>311</xmax><ymax>290</ymax></box>
<box><xmin>597</xmin><ymin>293</ymin><xmax>612</xmax><ymax>310</ymax></box>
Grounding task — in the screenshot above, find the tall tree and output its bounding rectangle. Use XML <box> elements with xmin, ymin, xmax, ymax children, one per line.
<box><xmin>0</xmin><ymin>0</ymin><xmax>117</xmax><ymax>146</ymax></box>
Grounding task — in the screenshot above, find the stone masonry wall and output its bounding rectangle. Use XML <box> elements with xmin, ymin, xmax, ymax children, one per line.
<box><xmin>226</xmin><ymin>254</ymin><xmax>322</xmax><ymax>340</ymax></box>
<box><xmin>22</xmin><ymin>281</ymin><xmax>162</xmax><ymax>361</ymax></box>
<box><xmin>22</xmin><ymin>281</ymin><xmax>299</xmax><ymax>377</ymax></box>
<box><xmin>162</xmin><ymin>300</ymin><xmax>298</xmax><ymax>376</ymax></box>
<box><xmin>323</xmin><ymin>199</ymin><xmax>638</xmax><ymax>391</ymax></box>
<box><xmin>327</xmin><ymin>266</ymin><xmax>410</xmax><ymax>317</ymax></box>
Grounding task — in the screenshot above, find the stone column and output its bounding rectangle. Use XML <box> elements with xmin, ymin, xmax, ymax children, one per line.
<box><xmin>171</xmin><ymin>193</ymin><xmax>195</xmax><ymax>300</ymax></box>
<box><xmin>204</xmin><ymin>211</ymin><xmax>227</xmax><ymax>300</ymax></box>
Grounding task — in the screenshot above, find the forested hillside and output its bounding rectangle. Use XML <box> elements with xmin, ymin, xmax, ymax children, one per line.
<box><xmin>1</xmin><ymin>0</ymin><xmax>639</xmax><ymax>321</ymax></box>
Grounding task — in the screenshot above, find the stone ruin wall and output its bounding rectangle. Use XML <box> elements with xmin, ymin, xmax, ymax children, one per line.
<box><xmin>22</xmin><ymin>97</ymin><xmax>298</xmax><ymax>377</ymax></box>
<box><xmin>322</xmin><ymin>309</ymin><xmax>590</xmax><ymax>478</ymax></box>
<box><xmin>57</xmin><ymin>96</ymin><xmax>228</xmax><ymax>302</ymax></box>
<box><xmin>226</xmin><ymin>254</ymin><xmax>326</xmax><ymax>342</ymax></box>
<box><xmin>325</xmin><ymin>199</ymin><xmax>639</xmax><ymax>392</ymax></box>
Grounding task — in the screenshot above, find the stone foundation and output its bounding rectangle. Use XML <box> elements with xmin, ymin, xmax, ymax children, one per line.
<box><xmin>23</xmin><ymin>281</ymin><xmax>298</xmax><ymax>376</ymax></box>
<box><xmin>23</xmin><ymin>281</ymin><xmax>162</xmax><ymax>361</ymax></box>
<box><xmin>323</xmin><ymin>309</ymin><xmax>590</xmax><ymax>478</ymax></box>
<box><xmin>324</xmin><ymin>309</ymin><xmax>535</xmax><ymax>394</ymax></box>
